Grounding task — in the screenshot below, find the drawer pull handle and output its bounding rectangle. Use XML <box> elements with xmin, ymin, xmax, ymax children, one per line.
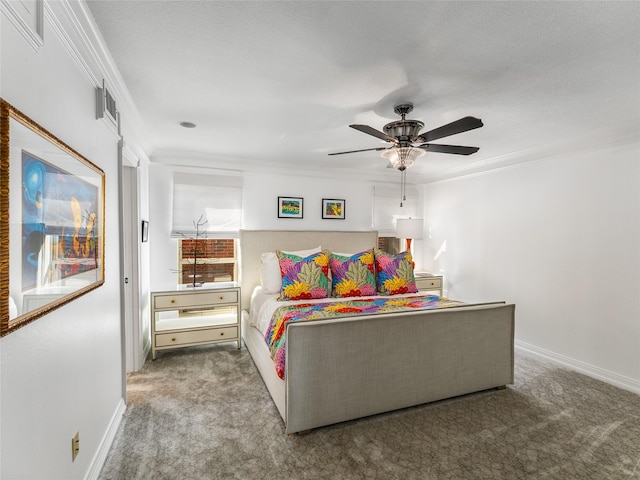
<box><xmin>220</xmin><ymin>332</ymin><xmax>224</xmax><ymax>336</ymax></box>
<box><xmin>219</xmin><ymin>296</ymin><xmax>224</xmax><ymax>300</ymax></box>
<box><xmin>171</xmin><ymin>299</ymin><xmax>175</xmax><ymax>304</ymax></box>
<box><xmin>171</xmin><ymin>337</ymin><xmax>176</xmax><ymax>342</ymax></box>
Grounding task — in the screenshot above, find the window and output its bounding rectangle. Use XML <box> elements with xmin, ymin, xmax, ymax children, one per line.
<box><xmin>373</xmin><ymin>185</ymin><xmax>417</xmax><ymax>253</ymax></box>
<box><xmin>377</xmin><ymin>236</ymin><xmax>402</xmax><ymax>255</ymax></box>
<box><xmin>171</xmin><ymin>173</ymin><xmax>242</xmax><ymax>237</ymax></box>
<box><xmin>171</xmin><ymin>172</ymin><xmax>243</xmax><ymax>286</ymax></box>
<box><xmin>178</xmin><ymin>238</ymin><xmax>237</xmax><ymax>286</ymax></box>
<box><xmin>372</xmin><ymin>185</ymin><xmax>418</xmax><ymax>235</ymax></box>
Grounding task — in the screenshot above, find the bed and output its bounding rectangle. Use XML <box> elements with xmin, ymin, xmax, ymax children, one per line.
<box><xmin>239</xmin><ymin>230</ymin><xmax>515</xmax><ymax>434</ymax></box>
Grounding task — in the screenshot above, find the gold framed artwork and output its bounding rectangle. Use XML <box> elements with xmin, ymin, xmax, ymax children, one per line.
<box><xmin>1</xmin><ymin>99</ymin><xmax>105</xmax><ymax>336</ymax></box>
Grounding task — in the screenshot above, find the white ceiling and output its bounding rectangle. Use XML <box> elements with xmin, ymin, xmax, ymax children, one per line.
<box><xmin>86</xmin><ymin>1</ymin><xmax>639</xmax><ymax>183</ymax></box>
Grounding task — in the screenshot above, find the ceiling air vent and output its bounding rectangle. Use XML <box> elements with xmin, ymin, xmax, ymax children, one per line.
<box><xmin>96</xmin><ymin>80</ymin><xmax>118</xmax><ymax>124</ymax></box>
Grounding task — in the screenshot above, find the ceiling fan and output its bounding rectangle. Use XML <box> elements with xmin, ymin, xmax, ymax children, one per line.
<box><xmin>329</xmin><ymin>103</ymin><xmax>483</xmax><ymax>205</ymax></box>
<box><xmin>329</xmin><ymin>103</ymin><xmax>482</xmax><ymax>168</ymax></box>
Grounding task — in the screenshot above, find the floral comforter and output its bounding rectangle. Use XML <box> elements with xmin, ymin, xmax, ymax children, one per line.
<box><xmin>265</xmin><ymin>294</ymin><xmax>464</xmax><ymax>379</ymax></box>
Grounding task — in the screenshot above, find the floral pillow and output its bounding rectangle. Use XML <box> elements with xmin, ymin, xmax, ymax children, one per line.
<box><xmin>374</xmin><ymin>249</ymin><xmax>418</xmax><ymax>295</ymax></box>
<box><xmin>277</xmin><ymin>250</ymin><xmax>330</xmax><ymax>301</ymax></box>
<box><xmin>260</xmin><ymin>246</ymin><xmax>321</xmax><ymax>293</ymax></box>
<box><xmin>329</xmin><ymin>249</ymin><xmax>376</xmax><ymax>298</ymax></box>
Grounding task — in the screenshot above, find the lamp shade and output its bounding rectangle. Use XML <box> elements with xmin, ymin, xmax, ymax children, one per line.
<box><xmin>396</xmin><ymin>218</ymin><xmax>423</xmax><ymax>240</ymax></box>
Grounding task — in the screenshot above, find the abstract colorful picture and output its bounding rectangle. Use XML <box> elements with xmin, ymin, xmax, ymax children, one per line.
<box><xmin>322</xmin><ymin>198</ymin><xmax>345</xmax><ymax>219</ymax></box>
<box><xmin>278</xmin><ymin>196</ymin><xmax>303</xmax><ymax>219</ymax></box>
<box><xmin>1</xmin><ymin>99</ymin><xmax>105</xmax><ymax>336</ymax></box>
<box><xmin>22</xmin><ymin>151</ymin><xmax>99</xmax><ymax>289</ymax></box>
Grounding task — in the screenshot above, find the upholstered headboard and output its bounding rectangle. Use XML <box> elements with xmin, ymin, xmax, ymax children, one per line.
<box><xmin>238</xmin><ymin>230</ymin><xmax>378</xmax><ymax>311</ymax></box>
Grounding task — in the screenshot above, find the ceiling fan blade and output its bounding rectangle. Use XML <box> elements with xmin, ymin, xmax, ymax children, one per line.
<box><xmin>415</xmin><ymin>116</ymin><xmax>483</xmax><ymax>143</ymax></box>
<box><xmin>350</xmin><ymin>124</ymin><xmax>397</xmax><ymax>143</ymax></box>
<box><xmin>328</xmin><ymin>146</ymin><xmax>388</xmax><ymax>156</ymax></box>
<box><xmin>418</xmin><ymin>144</ymin><xmax>479</xmax><ymax>155</ymax></box>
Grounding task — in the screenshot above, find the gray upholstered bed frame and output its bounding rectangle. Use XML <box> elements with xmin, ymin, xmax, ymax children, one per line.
<box><xmin>239</xmin><ymin>230</ymin><xmax>515</xmax><ymax>434</ymax></box>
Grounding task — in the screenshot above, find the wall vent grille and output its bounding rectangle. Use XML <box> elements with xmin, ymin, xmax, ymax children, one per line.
<box><xmin>104</xmin><ymin>88</ymin><xmax>116</xmax><ymax>121</ymax></box>
<box><xmin>96</xmin><ymin>80</ymin><xmax>117</xmax><ymax>125</ymax></box>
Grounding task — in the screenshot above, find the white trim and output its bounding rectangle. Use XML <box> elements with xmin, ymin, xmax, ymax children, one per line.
<box><xmin>44</xmin><ymin>3</ymin><xmax>120</xmax><ymax>142</ymax></box>
<box><xmin>515</xmin><ymin>340</ymin><xmax>640</xmax><ymax>396</ymax></box>
<box><xmin>121</xmin><ymin>141</ymin><xmax>139</xmax><ymax>168</ymax></box>
<box><xmin>142</xmin><ymin>340</ymin><xmax>151</xmax><ymax>365</ymax></box>
<box><xmin>43</xmin><ymin>0</ymin><xmax>151</xmax><ymax>153</ymax></box>
<box><xmin>1</xmin><ymin>0</ymin><xmax>44</xmax><ymax>52</ymax></box>
<box><xmin>44</xmin><ymin>1</ymin><xmax>98</xmax><ymax>85</ymax></box>
<box><xmin>423</xmin><ymin>124</ymin><xmax>640</xmax><ymax>185</ymax></box>
<box><xmin>122</xmin><ymin>164</ymin><xmax>143</xmax><ymax>372</ymax></box>
<box><xmin>85</xmin><ymin>398</ymin><xmax>126</xmax><ymax>480</ymax></box>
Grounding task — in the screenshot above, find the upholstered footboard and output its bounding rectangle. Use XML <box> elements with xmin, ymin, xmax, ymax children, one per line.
<box><xmin>284</xmin><ymin>302</ymin><xmax>515</xmax><ymax>433</ymax></box>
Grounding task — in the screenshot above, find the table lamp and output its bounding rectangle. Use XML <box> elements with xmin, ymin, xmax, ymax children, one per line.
<box><xmin>396</xmin><ymin>218</ymin><xmax>423</xmax><ymax>252</ymax></box>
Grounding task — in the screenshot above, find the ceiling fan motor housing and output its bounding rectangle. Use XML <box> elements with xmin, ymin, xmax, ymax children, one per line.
<box><xmin>383</xmin><ymin>119</ymin><xmax>424</xmax><ymax>143</ymax></box>
<box><xmin>384</xmin><ymin>103</ymin><xmax>423</xmax><ymax>143</ymax></box>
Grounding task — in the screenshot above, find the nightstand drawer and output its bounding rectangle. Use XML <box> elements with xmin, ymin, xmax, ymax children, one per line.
<box><xmin>155</xmin><ymin>326</ymin><xmax>238</xmax><ymax>347</ymax></box>
<box><xmin>154</xmin><ymin>290</ymin><xmax>238</xmax><ymax>309</ymax></box>
<box><xmin>416</xmin><ymin>277</ymin><xmax>442</xmax><ymax>290</ymax></box>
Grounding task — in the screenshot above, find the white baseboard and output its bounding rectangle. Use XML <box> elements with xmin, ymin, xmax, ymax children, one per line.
<box><xmin>85</xmin><ymin>398</ymin><xmax>127</xmax><ymax>480</ymax></box>
<box><xmin>515</xmin><ymin>340</ymin><xmax>640</xmax><ymax>396</ymax></box>
<box><xmin>140</xmin><ymin>340</ymin><xmax>151</xmax><ymax>370</ymax></box>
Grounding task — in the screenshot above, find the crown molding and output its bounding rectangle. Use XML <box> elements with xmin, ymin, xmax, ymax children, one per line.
<box><xmin>422</xmin><ymin>124</ymin><xmax>640</xmax><ymax>185</ymax></box>
<box><xmin>1</xmin><ymin>0</ymin><xmax>44</xmax><ymax>52</ymax></box>
<box><xmin>42</xmin><ymin>0</ymin><xmax>151</xmax><ymax>155</ymax></box>
<box><xmin>150</xmin><ymin>148</ymin><xmax>408</xmax><ymax>184</ymax></box>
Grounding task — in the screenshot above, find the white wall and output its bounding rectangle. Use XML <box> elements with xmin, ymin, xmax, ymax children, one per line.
<box><xmin>147</xmin><ymin>164</ymin><xmax>178</xmax><ymax>291</ymax></box>
<box><xmin>148</xmin><ymin>165</ymin><xmax>381</xmax><ymax>292</ymax></box>
<box><xmin>242</xmin><ymin>171</ymin><xmax>375</xmax><ymax>231</ymax></box>
<box><xmin>1</xmin><ymin>4</ymin><xmax>126</xmax><ymax>479</ymax></box>
<box><xmin>421</xmin><ymin>141</ymin><xmax>640</xmax><ymax>391</ymax></box>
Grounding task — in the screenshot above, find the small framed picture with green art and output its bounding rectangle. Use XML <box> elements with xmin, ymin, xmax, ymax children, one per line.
<box><xmin>278</xmin><ymin>196</ymin><xmax>303</xmax><ymax>219</ymax></box>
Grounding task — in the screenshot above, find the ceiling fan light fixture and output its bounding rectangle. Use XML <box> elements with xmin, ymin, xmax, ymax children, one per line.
<box><xmin>329</xmin><ymin>102</ymin><xmax>483</xmax><ymax>207</ymax></box>
<box><xmin>381</xmin><ymin>146</ymin><xmax>426</xmax><ymax>170</ymax></box>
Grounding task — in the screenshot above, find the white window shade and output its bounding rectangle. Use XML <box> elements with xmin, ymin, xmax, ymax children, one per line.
<box><xmin>171</xmin><ymin>173</ymin><xmax>242</xmax><ymax>237</ymax></box>
<box><xmin>372</xmin><ymin>186</ymin><xmax>417</xmax><ymax>235</ymax></box>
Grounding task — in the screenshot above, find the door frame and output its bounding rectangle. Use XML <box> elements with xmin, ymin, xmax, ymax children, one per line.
<box><xmin>119</xmin><ymin>140</ymin><xmax>143</xmax><ymax>374</ymax></box>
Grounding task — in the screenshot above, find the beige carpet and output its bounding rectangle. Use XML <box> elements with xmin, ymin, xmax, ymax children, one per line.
<box><xmin>98</xmin><ymin>344</ymin><xmax>640</xmax><ymax>480</ymax></box>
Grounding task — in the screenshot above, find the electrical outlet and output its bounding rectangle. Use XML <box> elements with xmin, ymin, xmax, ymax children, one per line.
<box><xmin>71</xmin><ymin>432</ymin><xmax>80</xmax><ymax>461</ymax></box>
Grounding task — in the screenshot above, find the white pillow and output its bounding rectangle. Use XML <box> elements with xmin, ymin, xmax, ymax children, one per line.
<box><xmin>259</xmin><ymin>246</ymin><xmax>321</xmax><ymax>293</ymax></box>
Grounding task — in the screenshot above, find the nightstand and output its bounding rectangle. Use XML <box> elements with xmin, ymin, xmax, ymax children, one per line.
<box><xmin>150</xmin><ymin>282</ymin><xmax>241</xmax><ymax>360</ymax></box>
<box><xmin>415</xmin><ymin>274</ymin><xmax>443</xmax><ymax>296</ymax></box>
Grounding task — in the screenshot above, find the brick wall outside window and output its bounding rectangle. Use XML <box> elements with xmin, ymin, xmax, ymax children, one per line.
<box><xmin>181</xmin><ymin>239</ymin><xmax>235</xmax><ymax>259</ymax></box>
<box><xmin>179</xmin><ymin>238</ymin><xmax>236</xmax><ymax>285</ymax></box>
